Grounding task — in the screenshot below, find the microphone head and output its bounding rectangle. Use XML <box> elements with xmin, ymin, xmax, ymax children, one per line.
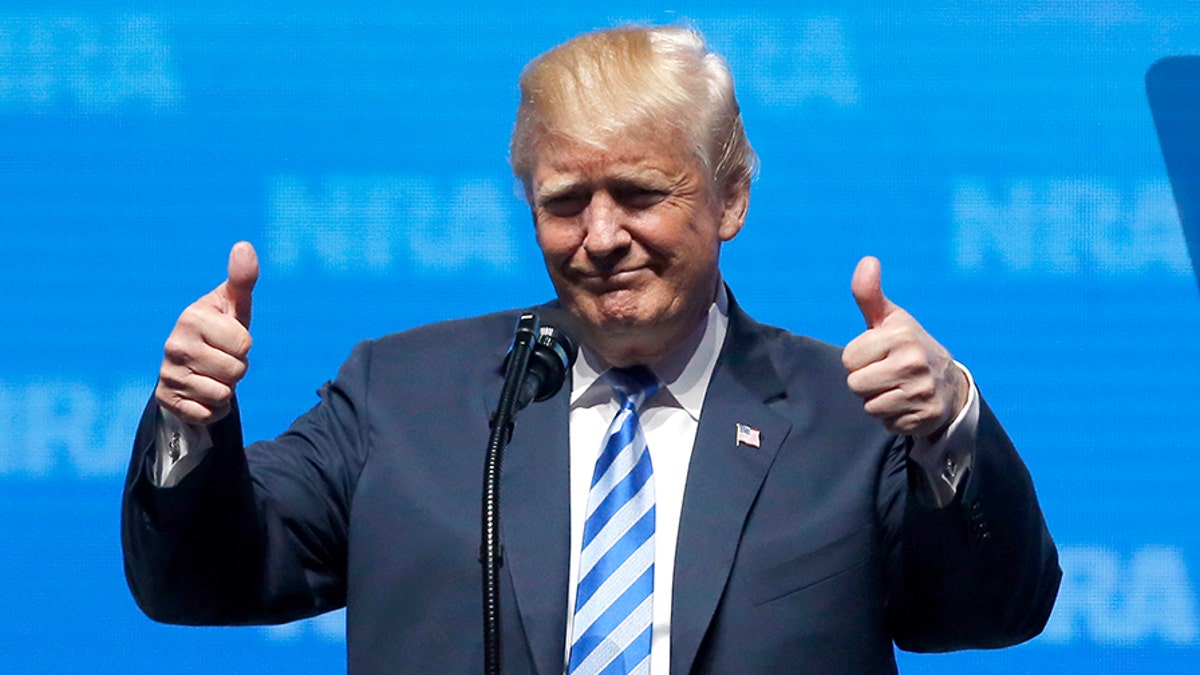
<box><xmin>529</xmin><ymin>323</ymin><xmax>576</xmax><ymax>402</ymax></box>
<box><xmin>537</xmin><ymin>324</ymin><xmax>577</xmax><ymax>367</ymax></box>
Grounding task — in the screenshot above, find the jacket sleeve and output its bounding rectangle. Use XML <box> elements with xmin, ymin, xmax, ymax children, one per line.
<box><xmin>121</xmin><ymin>340</ymin><xmax>373</xmax><ymax>626</ymax></box>
<box><xmin>879</xmin><ymin>397</ymin><xmax>1062</xmax><ymax>652</ymax></box>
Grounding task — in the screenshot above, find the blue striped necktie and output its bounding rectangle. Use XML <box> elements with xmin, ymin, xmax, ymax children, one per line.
<box><xmin>568</xmin><ymin>366</ymin><xmax>659</xmax><ymax>675</ymax></box>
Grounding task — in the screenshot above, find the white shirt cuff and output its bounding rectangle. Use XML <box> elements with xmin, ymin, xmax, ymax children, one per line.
<box><xmin>154</xmin><ymin>407</ymin><xmax>214</xmax><ymax>488</ymax></box>
<box><xmin>908</xmin><ymin>362</ymin><xmax>980</xmax><ymax>508</ymax></box>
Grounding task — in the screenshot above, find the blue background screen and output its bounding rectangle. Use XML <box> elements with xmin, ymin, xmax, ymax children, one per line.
<box><xmin>2</xmin><ymin>2</ymin><xmax>1198</xmax><ymax>672</ymax></box>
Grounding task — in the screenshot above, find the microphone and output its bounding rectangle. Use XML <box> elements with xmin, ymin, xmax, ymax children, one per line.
<box><xmin>510</xmin><ymin>321</ymin><xmax>578</xmax><ymax>411</ymax></box>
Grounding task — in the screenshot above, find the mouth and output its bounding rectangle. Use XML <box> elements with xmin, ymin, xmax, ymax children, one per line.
<box><xmin>573</xmin><ymin>266</ymin><xmax>648</xmax><ymax>289</ymax></box>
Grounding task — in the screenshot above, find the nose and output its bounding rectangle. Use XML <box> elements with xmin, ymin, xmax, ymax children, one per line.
<box><xmin>581</xmin><ymin>191</ymin><xmax>631</xmax><ymax>260</ymax></box>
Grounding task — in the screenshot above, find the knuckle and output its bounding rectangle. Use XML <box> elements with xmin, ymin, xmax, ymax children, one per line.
<box><xmin>157</xmin><ymin>371</ymin><xmax>183</xmax><ymax>393</ymax></box>
<box><xmin>863</xmin><ymin>397</ymin><xmax>885</xmax><ymax>417</ymax></box>
<box><xmin>841</xmin><ymin>339</ymin><xmax>868</xmax><ymax>368</ymax></box>
<box><xmin>156</xmin><ymin>372</ymin><xmax>187</xmax><ymax>397</ymax></box>
<box><xmin>190</xmin><ymin>380</ymin><xmax>230</xmax><ymax>407</ymax></box>
<box><xmin>229</xmin><ymin>359</ymin><xmax>248</xmax><ymax>382</ymax></box>
<box><xmin>845</xmin><ymin>371</ymin><xmax>862</xmax><ymax>392</ymax></box>
<box><xmin>154</xmin><ymin>383</ymin><xmax>173</xmax><ymax>409</ymax></box>
<box><xmin>177</xmin><ymin>305</ymin><xmax>206</xmax><ymax>330</ymax></box>
<box><xmin>233</xmin><ymin>331</ymin><xmax>253</xmax><ymax>357</ymax></box>
<box><xmin>897</xmin><ymin>354</ymin><xmax>930</xmax><ymax>380</ymax></box>
<box><xmin>157</xmin><ymin>389</ymin><xmax>201</xmax><ymax>423</ymax></box>
<box><xmin>201</xmin><ymin>399</ymin><xmax>225</xmax><ymax>421</ymax></box>
<box><xmin>162</xmin><ymin>335</ymin><xmax>191</xmax><ymax>361</ymax></box>
<box><xmin>224</xmin><ymin>327</ymin><xmax>253</xmax><ymax>358</ymax></box>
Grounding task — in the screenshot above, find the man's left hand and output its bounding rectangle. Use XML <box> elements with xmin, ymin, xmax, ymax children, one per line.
<box><xmin>842</xmin><ymin>256</ymin><xmax>967</xmax><ymax>439</ymax></box>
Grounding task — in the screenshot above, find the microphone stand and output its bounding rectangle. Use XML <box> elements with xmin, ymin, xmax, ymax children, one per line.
<box><xmin>481</xmin><ymin>312</ymin><xmax>539</xmax><ymax>675</ymax></box>
<box><xmin>480</xmin><ymin>311</ymin><xmax>577</xmax><ymax>675</ymax></box>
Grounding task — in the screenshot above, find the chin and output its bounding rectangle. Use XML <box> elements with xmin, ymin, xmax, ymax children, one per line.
<box><xmin>590</xmin><ymin>309</ymin><xmax>686</xmax><ymax>362</ymax></box>
<box><xmin>587</xmin><ymin>295</ymin><xmax>659</xmax><ymax>332</ymax></box>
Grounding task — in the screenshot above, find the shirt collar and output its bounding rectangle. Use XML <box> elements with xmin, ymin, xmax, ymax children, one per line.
<box><xmin>570</xmin><ymin>284</ymin><xmax>730</xmax><ymax>422</ymax></box>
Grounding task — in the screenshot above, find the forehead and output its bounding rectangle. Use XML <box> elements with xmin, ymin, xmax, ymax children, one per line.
<box><xmin>531</xmin><ymin>131</ymin><xmax>701</xmax><ymax>188</ymax></box>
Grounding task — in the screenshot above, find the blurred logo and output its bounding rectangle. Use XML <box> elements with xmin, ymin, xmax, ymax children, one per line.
<box><xmin>267</xmin><ymin>175</ymin><xmax>521</xmax><ymax>277</ymax></box>
<box><xmin>0</xmin><ymin>378</ymin><xmax>150</xmax><ymax>478</ymax></box>
<box><xmin>952</xmin><ymin>178</ymin><xmax>1190</xmax><ymax>276</ymax></box>
<box><xmin>709</xmin><ymin>16</ymin><xmax>860</xmax><ymax>110</ymax></box>
<box><xmin>0</xmin><ymin>14</ymin><xmax>181</xmax><ymax>113</ymax></box>
<box><xmin>1041</xmin><ymin>545</ymin><xmax>1198</xmax><ymax>645</ymax></box>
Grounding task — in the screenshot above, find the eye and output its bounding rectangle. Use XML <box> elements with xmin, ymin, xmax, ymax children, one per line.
<box><xmin>611</xmin><ymin>184</ymin><xmax>667</xmax><ymax>211</ymax></box>
<box><xmin>539</xmin><ymin>190</ymin><xmax>591</xmax><ymax>218</ymax></box>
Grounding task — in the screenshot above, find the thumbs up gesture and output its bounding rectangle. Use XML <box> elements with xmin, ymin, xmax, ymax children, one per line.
<box><xmin>842</xmin><ymin>256</ymin><xmax>967</xmax><ymax>439</ymax></box>
<box><xmin>156</xmin><ymin>242</ymin><xmax>259</xmax><ymax>425</ymax></box>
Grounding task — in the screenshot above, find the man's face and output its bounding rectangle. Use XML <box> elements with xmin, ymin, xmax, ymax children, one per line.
<box><xmin>529</xmin><ymin>131</ymin><xmax>747</xmax><ymax>366</ymax></box>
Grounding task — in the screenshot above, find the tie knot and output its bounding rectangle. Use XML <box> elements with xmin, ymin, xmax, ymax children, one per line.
<box><xmin>607</xmin><ymin>365</ymin><xmax>659</xmax><ymax>408</ymax></box>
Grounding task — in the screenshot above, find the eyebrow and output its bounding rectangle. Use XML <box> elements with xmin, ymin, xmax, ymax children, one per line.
<box><xmin>534</xmin><ymin>177</ymin><xmax>586</xmax><ymax>201</ymax></box>
<box><xmin>535</xmin><ymin>166</ymin><xmax>673</xmax><ymax>200</ymax></box>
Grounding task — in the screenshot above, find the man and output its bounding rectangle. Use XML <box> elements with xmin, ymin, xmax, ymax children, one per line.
<box><xmin>123</xmin><ymin>26</ymin><xmax>1060</xmax><ymax>673</ymax></box>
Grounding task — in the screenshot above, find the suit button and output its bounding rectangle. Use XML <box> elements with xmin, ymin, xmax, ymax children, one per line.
<box><xmin>971</xmin><ymin>518</ymin><xmax>989</xmax><ymax>539</ymax></box>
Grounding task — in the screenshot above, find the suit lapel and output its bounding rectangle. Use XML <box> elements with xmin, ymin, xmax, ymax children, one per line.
<box><xmin>489</xmin><ymin>343</ymin><xmax>572</xmax><ymax>675</ymax></box>
<box><xmin>670</xmin><ymin>299</ymin><xmax>792</xmax><ymax>675</ymax></box>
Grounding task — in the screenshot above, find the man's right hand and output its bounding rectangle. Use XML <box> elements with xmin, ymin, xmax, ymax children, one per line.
<box><xmin>156</xmin><ymin>241</ymin><xmax>259</xmax><ymax>425</ymax></box>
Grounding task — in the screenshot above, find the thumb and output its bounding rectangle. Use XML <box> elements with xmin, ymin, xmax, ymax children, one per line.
<box><xmin>222</xmin><ymin>241</ymin><xmax>259</xmax><ymax>328</ymax></box>
<box><xmin>851</xmin><ymin>255</ymin><xmax>895</xmax><ymax>328</ymax></box>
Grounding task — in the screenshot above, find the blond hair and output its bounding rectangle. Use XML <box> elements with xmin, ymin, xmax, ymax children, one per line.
<box><xmin>510</xmin><ymin>25</ymin><xmax>757</xmax><ymax>196</ymax></box>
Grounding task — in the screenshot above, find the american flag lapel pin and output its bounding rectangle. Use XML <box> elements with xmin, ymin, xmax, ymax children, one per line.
<box><xmin>735</xmin><ymin>423</ymin><xmax>761</xmax><ymax>448</ymax></box>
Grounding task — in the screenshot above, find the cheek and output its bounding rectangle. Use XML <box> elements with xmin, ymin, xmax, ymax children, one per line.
<box><xmin>658</xmin><ymin>232</ymin><xmax>720</xmax><ymax>290</ymax></box>
<box><xmin>639</xmin><ymin>203</ymin><xmax>710</xmax><ymax>248</ymax></box>
<box><xmin>534</xmin><ymin>222</ymin><xmax>576</xmax><ymax>260</ymax></box>
<box><xmin>655</xmin><ymin>218</ymin><xmax>717</xmax><ymax>265</ymax></box>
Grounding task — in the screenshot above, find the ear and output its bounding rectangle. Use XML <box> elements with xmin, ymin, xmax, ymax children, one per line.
<box><xmin>717</xmin><ymin>179</ymin><xmax>750</xmax><ymax>242</ymax></box>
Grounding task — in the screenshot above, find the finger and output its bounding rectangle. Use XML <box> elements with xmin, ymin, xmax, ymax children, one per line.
<box><xmin>198</xmin><ymin>314</ymin><xmax>253</xmax><ymax>360</ymax></box>
<box><xmin>170</xmin><ymin>399</ymin><xmax>232</xmax><ymax>426</ymax></box>
<box><xmin>851</xmin><ymin>256</ymin><xmax>896</xmax><ymax>329</ymax></box>
<box><xmin>155</xmin><ymin>381</ymin><xmax>232</xmax><ymax>425</ymax></box>
<box><xmin>852</xmin><ymin>348</ymin><xmax>939</xmax><ymax>397</ymax></box>
<box><xmin>195</xmin><ymin>348</ymin><xmax>248</xmax><ymax>386</ymax></box>
<box><xmin>169</xmin><ymin>305</ymin><xmax>253</xmax><ymax>360</ymax></box>
<box><xmin>862</xmin><ymin>376</ymin><xmax>940</xmax><ymax>412</ymax></box>
<box><xmin>881</xmin><ymin>412</ymin><xmax>923</xmax><ymax>437</ymax></box>
<box><xmin>860</xmin><ymin>387</ymin><xmax>916</xmax><ymax>420</ymax></box>
<box><xmin>222</xmin><ymin>241</ymin><xmax>259</xmax><ymax>328</ymax></box>
<box><xmin>846</xmin><ymin>360</ymin><xmax>905</xmax><ymax>399</ymax></box>
<box><xmin>160</xmin><ymin>369</ymin><xmax>235</xmax><ymax>409</ymax></box>
<box><xmin>841</xmin><ymin>330</ymin><xmax>891</xmax><ymax>372</ymax></box>
<box><xmin>882</xmin><ymin>410</ymin><xmax>942</xmax><ymax>438</ymax></box>
<box><xmin>863</xmin><ymin>391</ymin><xmax>943</xmax><ymax>438</ymax></box>
<box><xmin>162</xmin><ymin>339</ymin><xmax>248</xmax><ymax>386</ymax></box>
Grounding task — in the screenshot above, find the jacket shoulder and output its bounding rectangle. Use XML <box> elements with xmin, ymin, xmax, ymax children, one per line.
<box><xmin>368</xmin><ymin>308</ymin><xmax>523</xmax><ymax>360</ymax></box>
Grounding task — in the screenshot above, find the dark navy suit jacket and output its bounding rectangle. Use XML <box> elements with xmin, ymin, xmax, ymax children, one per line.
<box><xmin>122</xmin><ymin>296</ymin><xmax>1060</xmax><ymax>673</ymax></box>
